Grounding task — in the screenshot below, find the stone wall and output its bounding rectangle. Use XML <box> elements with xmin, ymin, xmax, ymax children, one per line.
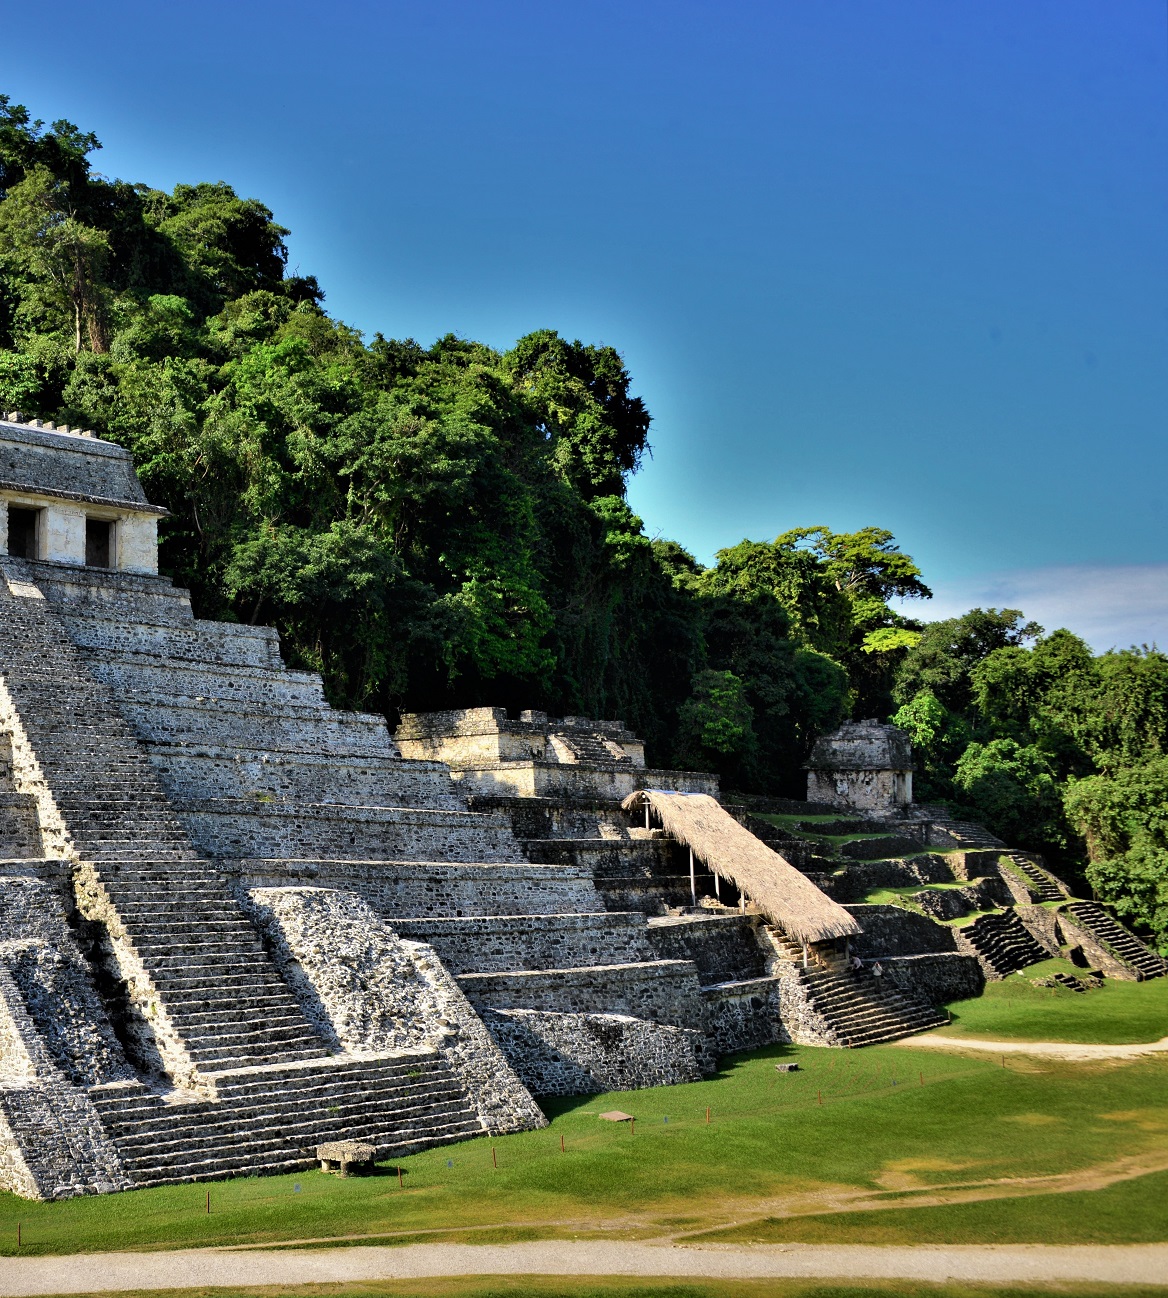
<box><xmin>483</xmin><ymin>1008</ymin><xmax>705</xmax><ymax>1095</ymax></box>
<box><xmin>180</xmin><ymin>799</ymin><xmax>521</xmax><ymax>863</ymax></box>
<box><xmin>0</xmin><ymin>959</ymin><xmax>129</xmax><ymax>1199</ymax></box>
<box><xmin>846</xmin><ymin>904</ymin><xmax>959</xmax><ymax>956</ymax></box>
<box><xmin>701</xmin><ymin>977</ymin><xmax>785</xmax><ymax>1054</ymax></box>
<box><xmin>878</xmin><ymin>953</ymin><xmax>984</xmax><ymax>1005</ymax></box>
<box><xmin>390</xmin><ymin>912</ymin><xmax>654</xmax><ymax>974</ymax></box>
<box><xmin>646</xmin><ymin>915</ymin><xmax>766</xmax><ymax>984</ymax></box>
<box><xmin>827</xmin><ymin>854</ymin><xmax>957</xmax><ymax>901</ymax></box>
<box><xmin>229</xmin><ymin>857</ymin><xmax>601</xmax><ymax>919</ymax></box>
<box><xmin>458</xmin><ymin>959</ymin><xmax>705</xmax><ymax>1028</ymax></box>
<box><xmin>243</xmin><ymin>887</ymin><xmax>545</xmax><ymax>1135</ymax></box>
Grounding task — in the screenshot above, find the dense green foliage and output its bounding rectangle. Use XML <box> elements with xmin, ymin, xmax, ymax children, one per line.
<box><xmin>2</xmin><ymin>97</ymin><xmax>1166</xmax><ymax>940</ymax></box>
<box><xmin>892</xmin><ymin>612</ymin><xmax>1168</xmax><ymax>945</ymax></box>
<box><xmin>0</xmin><ymin>96</ymin><xmax>928</xmax><ymax>788</ymax></box>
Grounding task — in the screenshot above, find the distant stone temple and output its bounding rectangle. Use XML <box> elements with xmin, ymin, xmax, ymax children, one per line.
<box><xmin>806</xmin><ymin>720</ymin><xmax>913</xmax><ymax>814</ymax></box>
<box><xmin>0</xmin><ymin>412</ymin><xmax>1161</xmax><ymax>1201</ymax></box>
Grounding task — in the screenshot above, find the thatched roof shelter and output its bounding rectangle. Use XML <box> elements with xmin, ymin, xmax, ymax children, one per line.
<box><xmin>623</xmin><ymin>790</ymin><xmax>861</xmax><ymax>945</ymax></box>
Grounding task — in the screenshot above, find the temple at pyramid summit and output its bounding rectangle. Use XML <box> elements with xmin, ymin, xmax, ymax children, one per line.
<box><xmin>0</xmin><ymin>414</ymin><xmax>1162</xmax><ymax>1199</ymax></box>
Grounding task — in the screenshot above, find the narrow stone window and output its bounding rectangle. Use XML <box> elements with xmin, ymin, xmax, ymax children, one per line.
<box><xmin>6</xmin><ymin>507</ymin><xmax>39</xmax><ymax>559</ymax></box>
<box><xmin>85</xmin><ymin>518</ymin><xmax>113</xmax><ymax>568</ymax></box>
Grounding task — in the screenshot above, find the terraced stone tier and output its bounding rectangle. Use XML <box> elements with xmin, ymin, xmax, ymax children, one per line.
<box><xmin>176</xmin><ymin>798</ymin><xmax>522</xmax><ymax>863</ymax></box>
<box><xmin>458</xmin><ymin>958</ymin><xmax>705</xmax><ymax>1027</ymax></box>
<box><xmin>229</xmin><ymin>857</ymin><xmax>601</xmax><ymax>919</ymax></box>
<box><xmin>89</xmin><ymin>1050</ymin><xmax>483</xmax><ymax>1187</ymax></box>
<box><xmin>390</xmin><ymin>912</ymin><xmax>655</xmax><ymax>974</ymax></box>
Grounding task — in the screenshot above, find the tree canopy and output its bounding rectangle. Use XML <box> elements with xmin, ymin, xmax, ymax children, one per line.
<box><xmin>2</xmin><ymin>94</ymin><xmax>1165</xmax><ymax>948</ymax></box>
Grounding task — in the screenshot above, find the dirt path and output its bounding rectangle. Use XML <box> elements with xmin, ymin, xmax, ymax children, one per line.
<box><xmin>1</xmin><ymin>1240</ymin><xmax>1167</xmax><ymax>1294</ymax></box>
<box><xmin>894</xmin><ymin>1033</ymin><xmax>1168</xmax><ymax>1061</ymax></box>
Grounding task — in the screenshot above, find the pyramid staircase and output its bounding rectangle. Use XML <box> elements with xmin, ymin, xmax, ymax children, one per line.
<box><xmin>1004</xmin><ymin>852</ymin><xmax>1065</xmax><ymax>902</ymax></box>
<box><xmin>958</xmin><ymin>909</ymin><xmax>1047</xmax><ymax>977</ymax></box>
<box><xmin>773</xmin><ymin>938</ymin><xmax>947</xmax><ymax>1047</ymax></box>
<box><xmin>1064</xmin><ymin>902</ymin><xmax>1167</xmax><ymax>980</ymax></box>
<box><xmin>89</xmin><ymin>1052</ymin><xmax>482</xmax><ymax>1187</ymax></box>
<box><xmin>0</xmin><ymin>570</ymin><xmax>491</xmax><ymax>1186</ymax></box>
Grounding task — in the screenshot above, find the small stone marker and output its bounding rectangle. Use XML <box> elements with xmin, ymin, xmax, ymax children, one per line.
<box><xmin>774</xmin><ymin>1062</ymin><xmax>801</xmax><ymax>1073</ymax></box>
<box><xmin>316</xmin><ymin>1140</ymin><xmax>376</xmax><ymax>1176</ymax></box>
<box><xmin>598</xmin><ymin>1110</ymin><xmax>634</xmax><ymax>1122</ymax></box>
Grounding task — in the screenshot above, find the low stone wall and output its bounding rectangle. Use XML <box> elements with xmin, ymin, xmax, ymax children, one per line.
<box><xmin>525</xmin><ymin>837</ymin><xmax>677</xmax><ymax>878</ymax></box>
<box><xmin>594</xmin><ymin>875</ymin><xmax>694</xmax><ymax>915</ymax></box>
<box><xmin>830</xmin><ymin>855</ymin><xmax>957</xmax><ymax>900</ymax></box>
<box><xmin>229</xmin><ymin>857</ymin><xmax>602</xmax><ymax>918</ymax></box>
<box><xmin>390</xmin><ymin>912</ymin><xmax>654</xmax><ymax>974</ymax></box>
<box><xmin>453</xmin><ymin>763</ymin><xmax>717</xmax><ymax>803</ymax></box>
<box><xmin>457</xmin><ymin>959</ymin><xmax>705</xmax><ymax>1029</ymax></box>
<box><xmin>879</xmin><ymin>953</ymin><xmax>984</xmax><ymax>1005</ymax></box>
<box><xmin>912</xmin><ymin>877</ymin><xmax>1013</xmax><ymax>920</ymax></box>
<box><xmin>151</xmin><ymin>748</ymin><xmax>464</xmax><ymax>812</ymax></box>
<box><xmin>1015</xmin><ymin>904</ymin><xmax>1062</xmax><ymax>956</ymax></box>
<box><xmin>473</xmin><ymin>797</ymin><xmax>631</xmax><ymax>842</ymax></box>
<box><xmin>847</xmin><ymin>904</ymin><xmax>958</xmax><ymax>956</ymax></box>
<box><xmin>244</xmin><ymin>887</ymin><xmax>545</xmax><ymax>1135</ymax></box>
<box><xmin>65</xmin><ymin>613</ymin><xmax>281</xmax><ymax>670</ymax></box>
<box><xmin>484</xmin><ymin>1009</ymin><xmax>706</xmax><ymax>1095</ymax></box>
<box><xmin>646</xmin><ymin>915</ymin><xmax>766</xmax><ymax>984</ymax></box>
<box><xmin>840</xmin><ymin>835</ymin><xmax>929</xmax><ymax>861</ymax></box>
<box><xmin>701</xmin><ymin>976</ymin><xmax>785</xmax><ymax>1054</ymax></box>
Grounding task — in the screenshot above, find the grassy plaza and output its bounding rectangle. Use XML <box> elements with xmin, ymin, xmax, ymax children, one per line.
<box><xmin>1</xmin><ymin>976</ymin><xmax>1164</xmax><ymax>1260</ymax></box>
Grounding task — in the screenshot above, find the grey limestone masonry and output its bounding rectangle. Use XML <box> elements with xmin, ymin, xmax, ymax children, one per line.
<box><xmin>806</xmin><ymin>720</ymin><xmax>913</xmax><ymax>813</ymax></box>
<box><xmin>0</xmin><ymin>959</ymin><xmax>130</xmax><ymax>1198</ymax></box>
<box><xmin>701</xmin><ymin>977</ymin><xmax>785</xmax><ymax>1055</ymax></box>
<box><xmin>243</xmin><ymin>887</ymin><xmax>543</xmax><ymax>1134</ymax></box>
<box><xmin>396</xmin><ymin>706</ymin><xmax>716</xmax><ymax>802</ymax></box>
<box><xmin>879</xmin><ymin>953</ymin><xmax>984</xmax><ymax>1005</ymax></box>
<box><xmin>457</xmin><ymin>959</ymin><xmax>706</xmax><ymax>1027</ymax></box>
<box><xmin>846</xmin><ymin>904</ymin><xmax>960</xmax><ymax>957</ymax></box>
<box><xmin>646</xmin><ymin>914</ymin><xmax>767</xmax><ymax>984</ymax></box>
<box><xmin>483</xmin><ymin>1008</ymin><xmax>705</xmax><ymax>1096</ymax></box>
<box><xmin>228</xmin><ymin>857</ymin><xmax>601</xmax><ymax>919</ymax></box>
<box><xmin>389</xmin><ymin>912</ymin><xmax>655</xmax><ymax>975</ymax></box>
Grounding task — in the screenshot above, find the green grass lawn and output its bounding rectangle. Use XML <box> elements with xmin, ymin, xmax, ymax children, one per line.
<box><xmin>2</xmin><ymin>1026</ymin><xmax>1166</xmax><ymax>1257</ymax></box>
<box><xmin>937</xmin><ymin>962</ymin><xmax>1168</xmax><ymax>1044</ymax></box>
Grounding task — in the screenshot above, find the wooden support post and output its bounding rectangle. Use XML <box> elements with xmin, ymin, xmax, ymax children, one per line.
<box><xmin>689</xmin><ymin>847</ymin><xmax>696</xmax><ymax>907</ymax></box>
<box><xmin>802</xmin><ymin>943</ymin><xmax>808</xmax><ymax>969</ymax></box>
<box><xmin>645</xmin><ymin>802</ymin><xmax>650</xmax><ymax>830</ymax></box>
<box><xmin>714</xmin><ymin>871</ymin><xmax>721</xmax><ymax>901</ymax></box>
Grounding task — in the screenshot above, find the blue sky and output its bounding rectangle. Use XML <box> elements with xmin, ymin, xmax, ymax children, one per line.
<box><xmin>4</xmin><ymin>1</ymin><xmax>1166</xmax><ymax>648</ymax></box>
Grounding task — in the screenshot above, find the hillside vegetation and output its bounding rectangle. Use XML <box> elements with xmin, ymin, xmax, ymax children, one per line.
<box><xmin>0</xmin><ymin>96</ymin><xmax>1166</xmax><ymax>947</ymax></box>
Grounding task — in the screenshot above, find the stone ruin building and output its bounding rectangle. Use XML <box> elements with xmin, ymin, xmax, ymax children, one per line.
<box><xmin>0</xmin><ymin>414</ymin><xmax>1162</xmax><ymax>1200</ymax></box>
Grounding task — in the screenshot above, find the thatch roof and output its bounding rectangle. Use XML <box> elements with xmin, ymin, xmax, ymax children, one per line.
<box><xmin>623</xmin><ymin>790</ymin><xmax>861</xmax><ymax>945</ymax></box>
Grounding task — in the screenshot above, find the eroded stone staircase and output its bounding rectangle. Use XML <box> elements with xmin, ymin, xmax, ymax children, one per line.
<box><xmin>1003</xmin><ymin>852</ymin><xmax>1065</xmax><ymax>902</ymax></box>
<box><xmin>89</xmin><ymin>1052</ymin><xmax>482</xmax><ymax>1187</ymax></box>
<box><xmin>0</xmin><ymin>577</ymin><xmax>330</xmax><ymax>1074</ymax></box>
<box><xmin>1064</xmin><ymin>902</ymin><xmax>1167</xmax><ymax>980</ymax></box>
<box><xmin>958</xmin><ymin>909</ymin><xmax>1047</xmax><ymax>977</ymax></box>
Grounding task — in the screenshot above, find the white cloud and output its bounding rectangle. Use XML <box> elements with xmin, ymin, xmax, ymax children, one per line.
<box><xmin>891</xmin><ymin>564</ymin><xmax>1168</xmax><ymax>654</ymax></box>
